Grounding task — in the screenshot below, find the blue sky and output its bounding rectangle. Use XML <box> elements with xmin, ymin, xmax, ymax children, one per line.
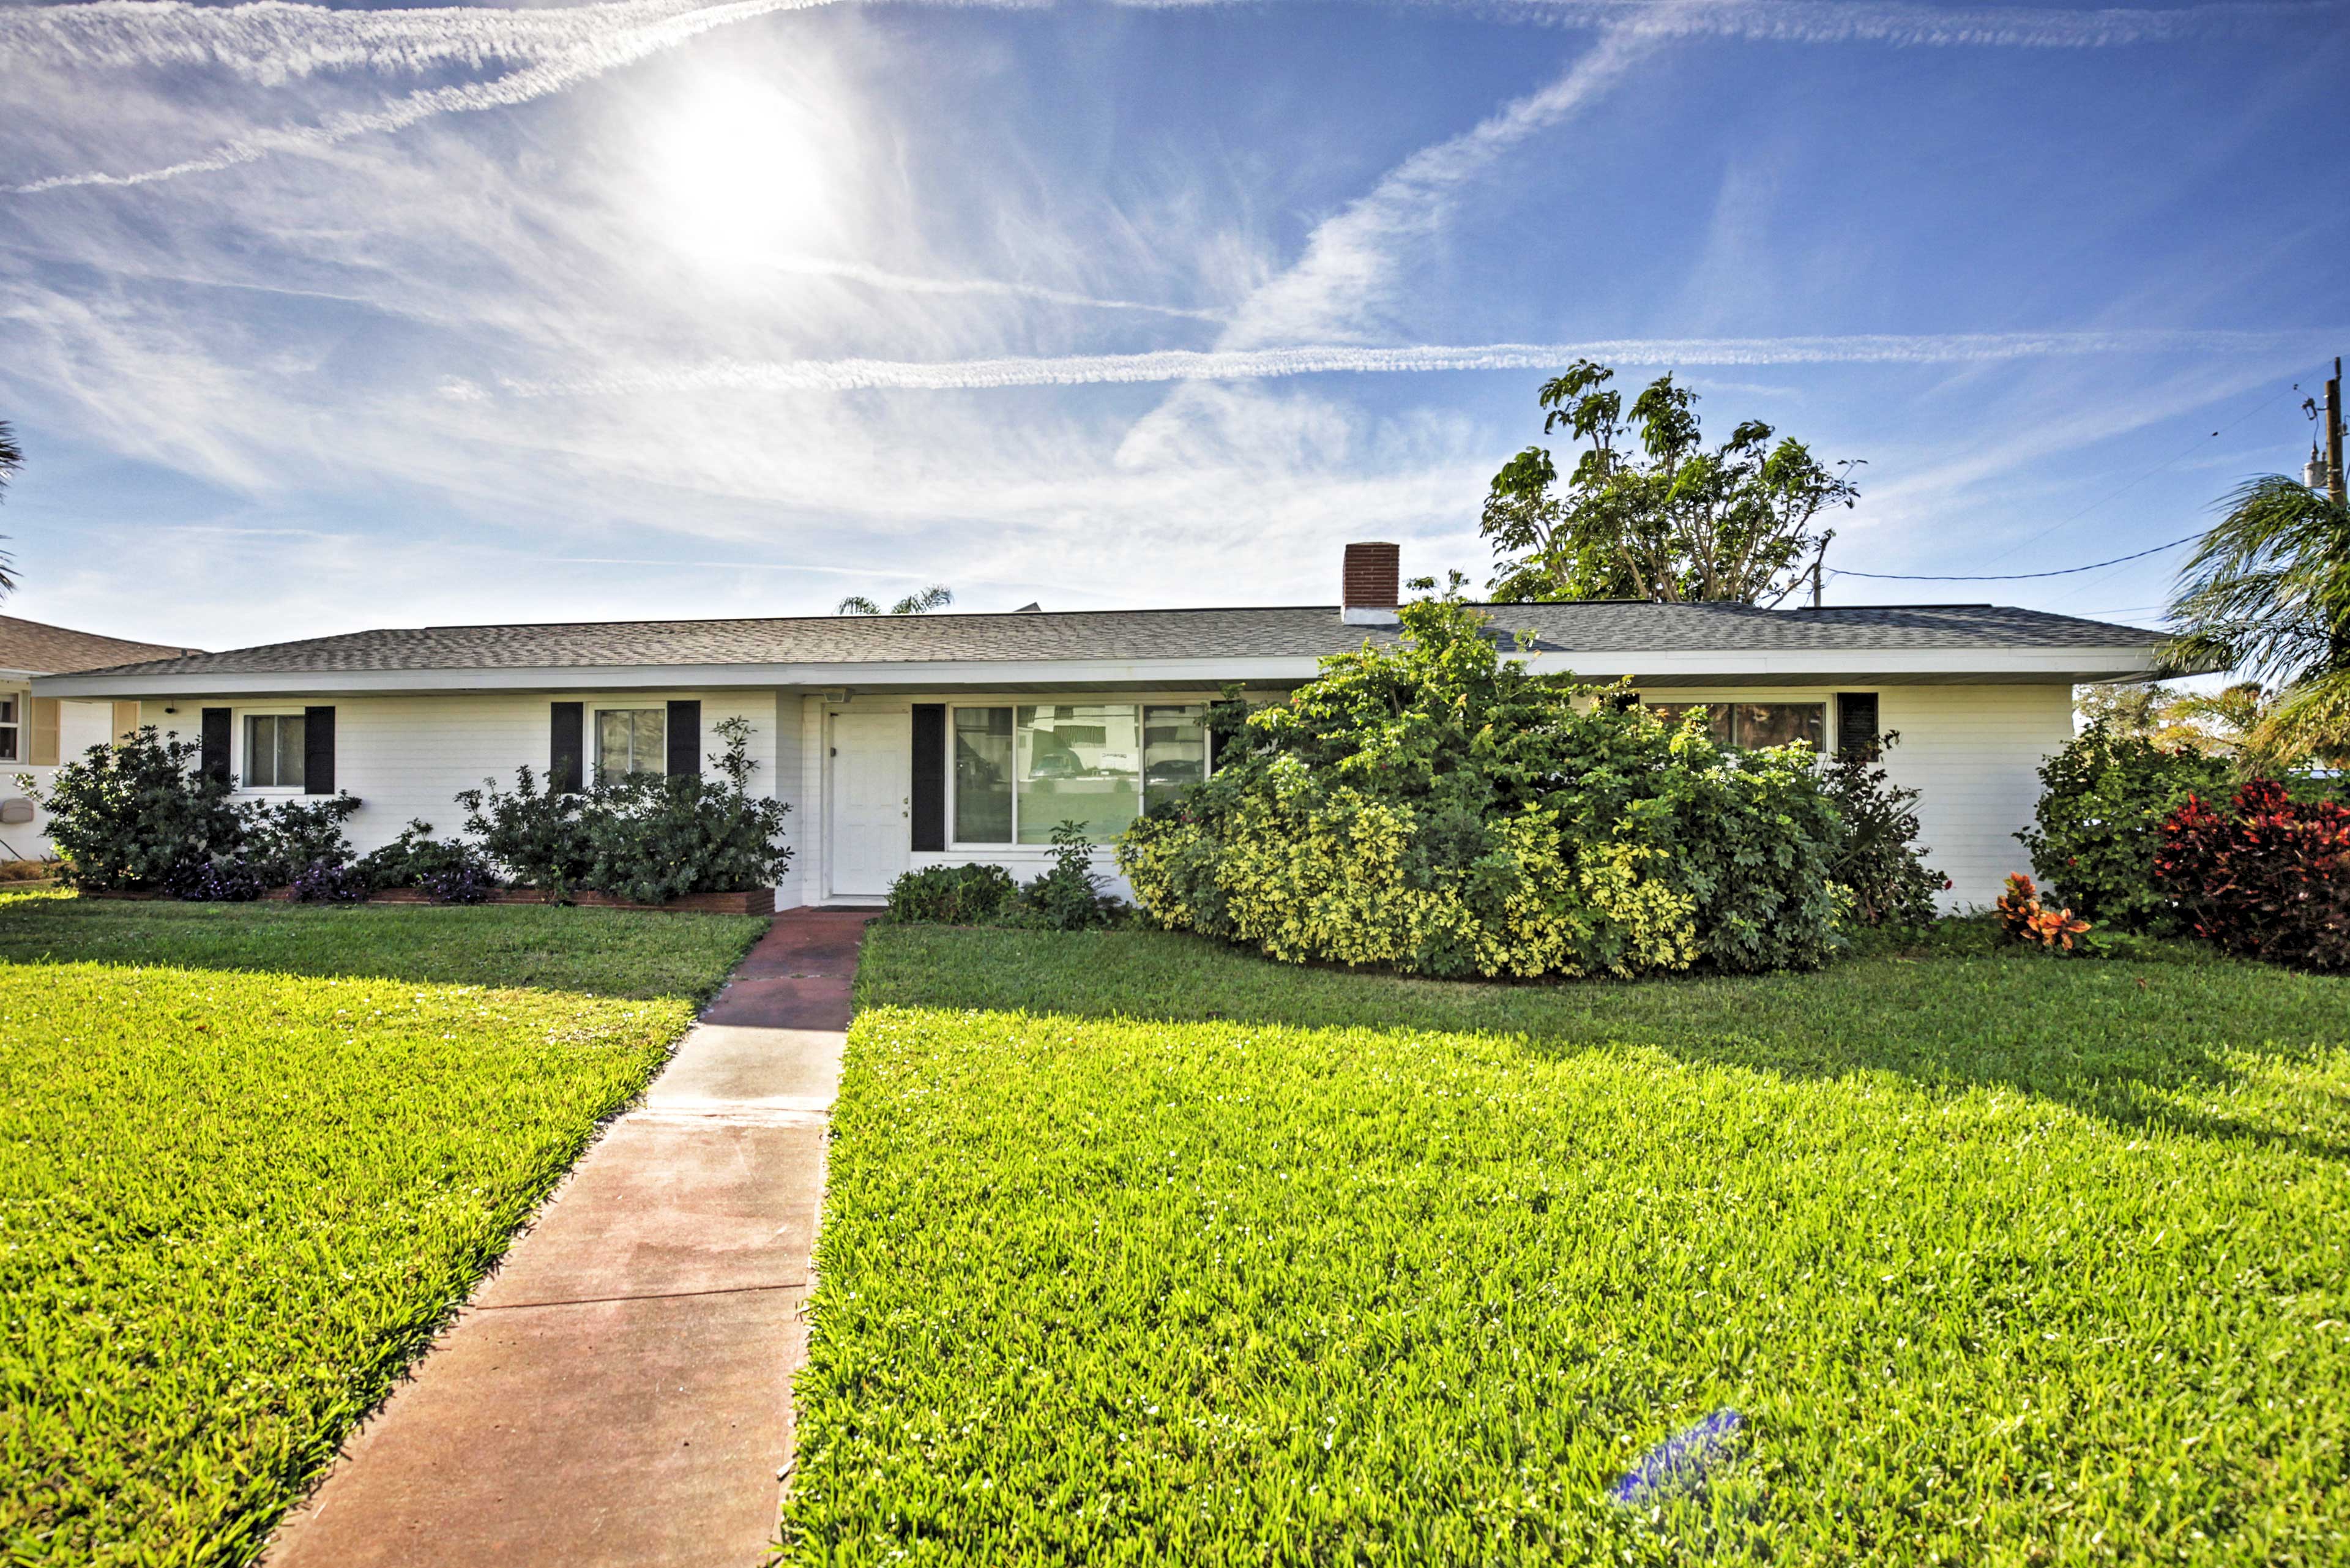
<box><xmin>1</xmin><ymin>0</ymin><xmax>2344</xmax><ymax>652</ymax></box>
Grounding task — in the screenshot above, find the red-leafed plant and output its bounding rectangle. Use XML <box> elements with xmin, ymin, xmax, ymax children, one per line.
<box><xmin>1993</xmin><ymin>872</ymin><xmax>2093</xmax><ymax>952</ymax></box>
<box><xmin>2155</xmin><ymin>780</ymin><xmax>2350</xmax><ymax>971</ymax></box>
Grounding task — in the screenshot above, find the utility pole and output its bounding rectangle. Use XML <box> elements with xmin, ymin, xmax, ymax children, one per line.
<box><xmin>2329</xmin><ymin>357</ymin><xmax>2346</xmax><ymax>508</ymax></box>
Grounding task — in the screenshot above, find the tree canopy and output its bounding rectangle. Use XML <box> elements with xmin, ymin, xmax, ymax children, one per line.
<box><xmin>2161</xmin><ymin>474</ymin><xmax>2350</xmax><ymax>770</ymax></box>
<box><xmin>1480</xmin><ymin>362</ymin><xmax>1859</xmax><ymax>605</ymax></box>
<box><xmin>839</xmin><ymin>584</ymin><xmax>952</xmax><ymax>616</ymax></box>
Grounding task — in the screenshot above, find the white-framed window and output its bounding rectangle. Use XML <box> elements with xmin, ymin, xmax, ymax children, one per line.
<box><xmin>0</xmin><ymin>692</ymin><xmax>19</xmax><ymax>763</ymax></box>
<box><xmin>241</xmin><ymin>710</ymin><xmax>307</xmax><ymax>790</ymax></box>
<box><xmin>949</xmin><ymin>700</ymin><xmax>1212</xmax><ymax>847</ymax></box>
<box><xmin>594</xmin><ymin>707</ymin><xmax>667</xmax><ymax>784</ymax></box>
<box><xmin>1643</xmin><ymin>700</ymin><xmax>1826</xmax><ymax>752</ymax></box>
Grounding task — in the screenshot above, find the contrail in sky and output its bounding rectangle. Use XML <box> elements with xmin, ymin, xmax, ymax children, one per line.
<box><xmin>7</xmin><ymin>0</ymin><xmax>2319</xmax><ymax>77</ymax></box>
<box><xmin>461</xmin><ymin>331</ymin><xmax>2324</xmax><ymax>398</ymax></box>
<box><xmin>769</xmin><ymin>257</ymin><xmax>1226</xmax><ymax>321</ymax></box>
<box><xmin>9</xmin><ymin>0</ymin><xmax>2335</xmax><ymax>192</ymax></box>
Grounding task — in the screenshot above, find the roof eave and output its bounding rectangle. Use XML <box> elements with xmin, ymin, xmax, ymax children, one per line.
<box><xmin>32</xmin><ymin>643</ymin><xmax>2169</xmax><ymax>700</ymax></box>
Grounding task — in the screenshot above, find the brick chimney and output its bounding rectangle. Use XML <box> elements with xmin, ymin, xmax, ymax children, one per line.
<box><xmin>1341</xmin><ymin>541</ymin><xmax>1401</xmax><ymax>627</ymax></box>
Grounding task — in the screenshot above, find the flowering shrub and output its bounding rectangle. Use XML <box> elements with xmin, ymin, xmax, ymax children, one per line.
<box><xmin>356</xmin><ymin>819</ymin><xmax>502</xmax><ymax>899</ymax></box>
<box><xmin>1116</xmin><ymin>597</ymin><xmax>1847</xmax><ymax>980</ymax></box>
<box><xmin>26</xmin><ymin>726</ymin><xmax>363</xmax><ymax>896</ymax></box>
<box><xmin>174</xmin><ymin>859</ymin><xmax>269</xmax><ymax>903</ymax></box>
<box><xmin>2016</xmin><ymin>725</ymin><xmax>2231</xmax><ymax>933</ymax></box>
<box><xmin>240</xmin><ymin>795</ymin><xmax>362</xmax><ymax>886</ymax></box>
<box><xmin>1993</xmin><ymin>873</ymin><xmax>2092</xmax><ymax>951</ymax></box>
<box><xmin>455</xmin><ymin>766</ymin><xmax>590</xmax><ymax>896</ymax></box>
<box><xmin>26</xmin><ymin>726</ymin><xmax>242</xmax><ymax>892</ymax></box>
<box><xmin>457</xmin><ymin>717</ymin><xmax>790</xmax><ymax>904</ymax></box>
<box><xmin>2155</xmin><ymin>780</ymin><xmax>2350</xmax><ymax>971</ymax></box>
<box><xmin>288</xmin><ymin>859</ymin><xmax>372</xmax><ymax>904</ymax></box>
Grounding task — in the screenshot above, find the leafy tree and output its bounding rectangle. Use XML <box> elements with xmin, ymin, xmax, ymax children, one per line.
<box><xmin>840</xmin><ymin>584</ymin><xmax>953</xmax><ymax>615</ymax></box>
<box><xmin>2075</xmin><ymin>679</ymin><xmax>2280</xmax><ymax>758</ymax></box>
<box><xmin>1482</xmin><ymin>361</ymin><xmax>1860</xmax><ymax>605</ymax></box>
<box><xmin>0</xmin><ymin>419</ymin><xmax>20</xmax><ymax>597</ymax></box>
<box><xmin>2161</xmin><ymin>474</ymin><xmax>2350</xmax><ymax>769</ymax></box>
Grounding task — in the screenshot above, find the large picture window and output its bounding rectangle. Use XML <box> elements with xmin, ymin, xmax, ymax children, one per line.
<box><xmin>948</xmin><ymin>702</ymin><xmax>1210</xmax><ymax>846</ymax></box>
<box><xmin>242</xmin><ymin>712</ymin><xmax>305</xmax><ymax>788</ymax></box>
<box><xmin>1143</xmin><ymin>704</ymin><xmax>1209</xmax><ymax>813</ymax></box>
<box><xmin>1016</xmin><ymin>704</ymin><xmax>1140</xmax><ymax>844</ymax></box>
<box><xmin>1644</xmin><ymin>700</ymin><xmax>1825</xmax><ymax>752</ymax></box>
<box><xmin>595</xmin><ymin>708</ymin><xmax>666</xmax><ymax>783</ymax></box>
<box><xmin>953</xmin><ymin>706</ymin><xmax>1014</xmax><ymax>843</ymax></box>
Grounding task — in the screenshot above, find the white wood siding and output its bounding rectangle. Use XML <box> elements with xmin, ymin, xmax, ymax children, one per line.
<box><xmin>81</xmin><ymin>681</ymin><xmax>2075</xmax><ymax>912</ymax></box>
<box><xmin>139</xmin><ymin>690</ymin><xmax>801</xmax><ymax>884</ymax></box>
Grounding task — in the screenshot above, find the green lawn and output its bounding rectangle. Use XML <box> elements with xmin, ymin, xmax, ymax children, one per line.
<box><xmin>785</xmin><ymin>923</ymin><xmax>2350</xmax><ymax>1566</ymax></box>
<box><xmin>0</xmin><ymin>892</ymin><xmax>762</xmax><ymax>1567</ymax></box>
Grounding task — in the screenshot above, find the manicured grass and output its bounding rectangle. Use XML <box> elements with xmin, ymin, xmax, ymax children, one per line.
<box><xmin>0</xmin><ymin>891</ymin><xmax>760</xmax><ymax>1566</ymax></box>
<box><xmin>784</xmin><ymin>924</ymin><xmax>2350</xmax><ymax>1565</ymax></box>
<box><xmin>0</xmin><ymin>892</ymin><xmax>763</xmax><ymax>999</ymax></box>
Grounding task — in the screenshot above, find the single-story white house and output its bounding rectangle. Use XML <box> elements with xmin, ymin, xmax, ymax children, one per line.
<box><xmin>3</xmin><ymin>614</ymin><xmax>206</xmax><ymax>862</ymax></box>
<box><xmin>31</xmin><ymin>543</ymin><xmax>2171</xmax><ymax>909</ymax></box>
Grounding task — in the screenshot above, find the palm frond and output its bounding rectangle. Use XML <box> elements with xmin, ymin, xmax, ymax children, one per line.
<box><xmin>2162</xmin><ymin>475</ymin><xmax>2350</xmax><ymax>687</ymax></box>
<box><xmin>891</xmin><ymin>585</ymin><xmax>953</xmax><ymax>614</ymax></box>
<box><xmin>837</xmin><ymin>595</ymin><xmax>882</xmax><ymax>616</ymax></box>
<box><xmin>2243</xmin><ymin>669</ymin><xmax>2350</xmax><ymax>772</ymax></box>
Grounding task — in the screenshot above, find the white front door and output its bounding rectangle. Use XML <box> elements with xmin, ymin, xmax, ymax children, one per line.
<box><xmin>827</xmin><ymin>710</ymin><xmax>910</xmax><ymax>898</ymax></box>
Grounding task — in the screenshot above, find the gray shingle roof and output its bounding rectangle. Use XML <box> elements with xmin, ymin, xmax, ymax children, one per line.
<box><xmin>64</xmin><ymin>601</ymin><xmax>2160</xmax><ymax>680</ymax></box>
<box><xmin>0</xmin><ymin>614</ymin><xmax>201</xmax><ymax>675</ymax></box>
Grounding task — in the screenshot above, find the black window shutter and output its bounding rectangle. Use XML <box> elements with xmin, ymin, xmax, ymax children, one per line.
<box><xmin>200</xmin><ymin>707</ymin><xmax>231</xmax><ymax>785</ymax></box>
<box><xmin>550</xmin><ymin>702</ymin><xmax>584</xmax><ymax>794</ymax></box>
<box><xmin>666</xmin><ymin>700</ymin><xmax>702</xmax><ymax>777</ymax></box>
<box><xmin>1835</xmin><ymin>692</ymin><xmax>1881</xmax><ymax>761</ymax></box>
<box><xmin>303</xmin><ymin>706</ymin><xmax>336</xmax><ymax>794</ymax></box>
<box><xmin>1206</xmin><ymin>723</ymin><xmax>1225</xmax><ymax>775</ymax></box>
<box><xmin>909</xmin><ymin>704</ymin><xmax>946</xmax><ymax>851</ymax></box>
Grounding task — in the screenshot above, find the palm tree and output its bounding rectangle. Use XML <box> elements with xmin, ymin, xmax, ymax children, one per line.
<box><xmin>2162</xmin><ymin>474</ymin><xmax>2350</xmax><ymax>769</ymax></box>
<box><xmin>838</xmin><ymin>585</ymin><xmax>953</xmax><ymax>616</ymax></box>
<box><xmin>0</xmin><ymin>419</ymin><xmax>21</xmax><ymax>597</ymax></box>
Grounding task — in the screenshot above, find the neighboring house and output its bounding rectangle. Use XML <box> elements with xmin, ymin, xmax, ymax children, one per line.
<box><xmin>2</xmin><ymin>614</ymin><xmax>206</xmax><ymax>861</ymax></box>
<box><xmin>31</xmin><ymin>544</ymin><xmax>2169</xmax><ymax>908</ymax></box>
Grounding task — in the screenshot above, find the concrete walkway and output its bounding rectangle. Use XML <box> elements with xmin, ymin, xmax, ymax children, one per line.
<box><xmin>267</xmin><ymin>909</ymin><xmax>872</xmax><ymax>1568</ymax></box>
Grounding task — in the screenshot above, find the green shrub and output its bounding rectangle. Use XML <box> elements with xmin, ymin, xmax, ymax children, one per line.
<box><xmin>1820</xmin><ymin>732</ymin><xmax>1946</xmax><ymax>927</ymax></box>
<box><xmin>239</xmin><ymin>794</ymin><xmax>362</xmax><ymax>886</ymax></box>
<box><xmin>456</xmin><ymin>765</ymin><xmax>591</xmax><ymax>895</ymax></box>
<box><xmin>26</xmin><ymin>726</ymin><xmax>243</xmax><ymax>892</ymax></box>
<box><xmin>2157</xmin><ymin>778</ymin><xmax>2350</xmax><ymax>971</ymax></box>
<box><xmin>356</xmin><ymin>819</ymin><xmax>499</xmax><ymax>892</ymax></box>
<box><xmin>1116</xmin><ymin>597</ymin><xmax>1846</xmax><ymax>980</ymax></box>
<box><xmin>2015</xmin><ymin>725</ymin><xmax>2231</xmax><ymax>933</ymax></box>
<box><xmin>887</xmin><ymin>863</ymin><xmax>1018</xmax><ymax>925</ymax></box>
<box><xmin>456</xmin><ymin>716</ymin><xmax>790</xmax><ymax>903</ymax></box>
<box><xmin>1013</xmin><ymin>820</ymin><xmax>1121</xmax><ymax>931</ymax></box>
<box><xmin>578</xmin><ymin>718</ymin><xmax>792</xmax><ymax>905</ymax></box>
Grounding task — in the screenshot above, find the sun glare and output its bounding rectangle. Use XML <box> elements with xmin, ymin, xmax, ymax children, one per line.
<box><xmin>647</xmin><ymin>77</ymin><xmax>838</xmax><ymax>265</ymax></box>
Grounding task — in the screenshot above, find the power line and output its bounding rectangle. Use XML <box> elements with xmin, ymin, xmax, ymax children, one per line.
<box><xmin>1826</xmin><ymin>532</ymin><xmax>2201</xmax><ymax>581</ymax></box>
<box><xmin>1968</xmin><ymin>373</ymin><xmax>2315</xmax><ymax>571</ymax></box>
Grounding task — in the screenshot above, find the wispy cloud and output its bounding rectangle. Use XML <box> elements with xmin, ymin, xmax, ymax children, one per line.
<box><xmin>766</xmin><ymin>256</ymin><xmax>1223</xmax><ymax>320</ymax></box>
<box><xmin>470</xmin><ymin>330</ymin><xmax>2324</xmax><ymax>397</ymax></box>
<box><xmin>9</xmin><ymin>0</ymin><xmax>846</xmax><ymax>192</ymax></box>
<box><xmin>11</xmin><ymin>0</ymin><xmax>2331</xmax><ymax>192</ymax></box>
